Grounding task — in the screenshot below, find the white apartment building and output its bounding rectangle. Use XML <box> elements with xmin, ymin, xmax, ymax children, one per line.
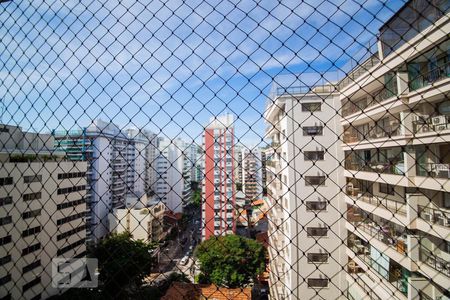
<box><xmin>54</xmin><ymin>120</ymin><xmax>132</xmax><ymax>242</ymax></box>
<box><xmin>340</xmin><ymin>2</ymin><xmax>450</xmax><ymax>300</ymax></box>
<box><xmin>143</xmin><ymin>130</ymin><xmax>159</xmax><ymax>195</ymax></box>
<box><xmin>155</xmin><ymin>137</ymin><xmax>184</xmax><ymax>214</ymax></box>
<box><xmin>0</xmin><ymin>124</ymin><xmax>87</xmax><ymax>300</ymax></box>
<box><xmin>241</xmin><ymin>148</ymin><xmax>264</xmax><ymax>203</ymax></box>
<box><xmin>108</xmin><ymin>194</ymin><xmax>165</xmax><ymax>243</ymax></box>
<box><xmin>265</xmin><ymin>81</ymin><xmax>346</xmax><ymax>299</ymax></box>
<box><xmin>234</xmin><ymin>144</ymin><xmax>244</xmax><ymax>187</ymax></box>
<box><xmin>126</xmin><ymin>128</ymin><xmax>151</xmax><ymax>196</ymax></box>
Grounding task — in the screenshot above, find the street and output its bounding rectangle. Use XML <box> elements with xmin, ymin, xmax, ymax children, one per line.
<box><xmin>147</xmin><ymin>204</ymin><xmax>202</xmax><ymax>284</ymax></box>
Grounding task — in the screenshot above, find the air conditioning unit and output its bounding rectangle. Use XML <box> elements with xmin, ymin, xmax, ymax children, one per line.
<box><xmin>432</xmin><ymin>116</ymin><xmax>446</xmax><ymax>125</ymax></box>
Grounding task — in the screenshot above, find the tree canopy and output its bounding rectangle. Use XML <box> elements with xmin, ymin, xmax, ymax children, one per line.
<box><xmin>194</xmin><ymin>234</ymin><xmax>266</xmax><ymax>288</ymax></box>
<box><xmin>92</xmin><ymin>232</ymin><xmax>156</xmax><ymax>297</ymax></box>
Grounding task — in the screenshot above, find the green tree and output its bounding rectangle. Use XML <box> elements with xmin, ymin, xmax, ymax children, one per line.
<box><xmin>194</xmin><ymin>234</ymin><xmax>266</xmax><ymax>288</ymax></box>
<box><xmin>192</xmin><ymin>189</ymin><xmax>202</xmax><ymax>207</ymax></box>
<box><xmin>92</xmin><ymin>232</ymin><xmax>156</xmax><ymax>298</ymax></box>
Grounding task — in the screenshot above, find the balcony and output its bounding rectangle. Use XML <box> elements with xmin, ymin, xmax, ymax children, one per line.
<box><xmin>419</xmin><ymin>247</ymin><xmax>450</xmax><ymax>277</ymax></box>
<box><xmin>416</xmin><ymin>163</ymin><xmax>450</xmax><ymax>179</ymax></box>
<box><xmin>345</xmin><ymin>160</ymin><xmax>405</xmax><ymax>176</ymax></box>
<box><xmin>343</xmin><ymin>124</ymin><xmax>401</xmax><ymax>144</ymax></box>
<box><xmin>409</xmin><ymin>61</ymin><xmax>450</xmax><ymax>92</ymax></box>
<box><xmin>341</xmin><ymin>75</ymin><xmax>398</xmax><ymax>118</ymax></box>
<box><xmin>413</xmin><ymin>115</ymin><xmax>450</xmax><ymax>134</ymax></box>
<box><xmin>350</xmin><ymin>220</ymin><xmax>408</xmax><ymax>256</ymax></box>
<box><xmin>349</xmin><ymin>193</ymin><xmax>407</xmax><ymax>216</ymax></box>
<box><xmin>418</xmin><ymin>205</ymin><xmax>450</xmax><ymax>228</ymax></box>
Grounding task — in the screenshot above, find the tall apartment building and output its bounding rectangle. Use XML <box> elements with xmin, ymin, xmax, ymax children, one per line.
<box><xmin>341</xmin><ymin>1</ymin><xmax>450</xmax><ymax>300</ymax></box>
<box><xmin>143</xmin><ymin>130</ymin><xmax>159</xmax><ymax>195</ymax></box>
<box><xmin>156</xmin><ymin>137</ymin><xmax>184</xmax><ymax>214</ymax></box>
<box><xmin>54</xmin><ymin>120</ymin><xmax>131</xmax><ymax>242</ymax></box>
<box><xmin>260</xmin><ymin>149</ymin><xmax>267</xmax><ymax>196</ymax></box>
<box><xmin>202</xmin><ymin>115</ymin><xmax>236</xmax><ymax>240</ymax></box>
<box><xmin>0</xmin><ymin>124</ymin><xmax>87</xmax><ymax>300</ymax></box>
<box><xmin>265</xmin><ymin>81</ymin><xmax>346</xmax><ymax>299</ymax></box>
<box><xmin>126</xmin><ymin>128</ymin><xmax>149</xmax><ymax>197</ymax></box>
<box><xmin>241</xmin><ymin>148</ymin><xmax>263</xmax><ymax>203</ymax></box>
<box><xmin>234</xmin><ymin>144</ymin><xmax>243</xmax><ymax>188</ymax></box>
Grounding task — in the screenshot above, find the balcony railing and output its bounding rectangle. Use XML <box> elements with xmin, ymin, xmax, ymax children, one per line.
<box><xmin>339</xmin><ymin>52</ymin><xmax>380</xmax><ymax>91</ymax></box>
<box><xmin>345</xmin><ymin>160</ymin><xmax>405</xmax><ymax>176</ymax></box>
<box><xmin>409</xmin><ymin>62</ymin><xmax>450</xmax><ymax>91</ymax></box>
<box><xmin>343</xmin><ymin>125</ymin><xmax>401</xmax><ymax>144</ymax></box>
<box><xmin>351</xmin><ymin>221</ymin><xmax>408</xmax><ymax>255</ymax></box>
<box><xmin>341</xmin><ymin>81</ymin><xmax>398</xmax><ymax>118</ymax></box>
<box><xmin>419</xmin><ymin>247</ymin><xmax>450</xmax><ymax>277</ymax></box>
<box><xmin>416</xmin><ymin>163</ymin><xmax>450</xmax><ymax>179</ymax></box>
<box><xmin>418</xmin><ymin>205</ymin><xmax>450</xmax><ymax>228</ymax></box>
<box><xmin>352</xmin><ymin>194</ymin><xmax>407</xmax><ymax>216</ymax></box>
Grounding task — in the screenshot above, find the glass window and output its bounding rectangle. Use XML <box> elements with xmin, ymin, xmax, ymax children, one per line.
<box><xmin>302</xmin><ymin>102</ymin><xmax>322</xmax><ymax>112</ymax></box>
<box><xmin>303</xmin><ymin>126</ymin><xmax>323</xmax><ymax>136</ymax></box>
<box><xmin>304</xmin><ymin>151</ymin><xmax>325</xmax><ymax>161</ymax></box>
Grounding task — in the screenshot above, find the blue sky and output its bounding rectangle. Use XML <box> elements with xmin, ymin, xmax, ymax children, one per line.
<box><xmin>0</xmin><ymin>0</ymin><xmax>405</xmax><ymax>146</ymax></box>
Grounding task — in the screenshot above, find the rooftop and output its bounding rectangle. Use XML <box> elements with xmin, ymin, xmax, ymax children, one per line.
<box><xmin>161</xmin><ymin>282</ymin><xmax>252</xmax><ymax>300</ymax></box>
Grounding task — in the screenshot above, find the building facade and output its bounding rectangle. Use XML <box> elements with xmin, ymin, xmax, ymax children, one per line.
<box><xmin>265</xmin><ymin>83</ymin><xmax>346</xmax><ymax>299</ymax></box>
<box><xmin>241</xmin><ymin>148</ymin><xmax>264</xmax><ymax>203</ymax></box>
<box><xmin>108</xmin><ymin>195</ymin><xmax>165</xmax><ymax>243</ymax></box>
<box><xmin>0</xmin><ymin>124</ymin><xmax>87</xmax><ymax>300</ymax></box>
<box><xmin>155</xmin><ymin>137</ymin><xmax>184</xmax><ymax>214</ymax></box>
<box><xmin>202</xmin><ymin>115</ymin><xmax>236</xmax><ymax>240</ymax></box>
<box><xmin>341</xmin><ymin>2</ymin><xmax>450</xmax><ymax>299</ymax></box>
<box><xmin>54</xmin><ymin>120</ymin><xmax>133</xmax><ymax>242</ymax></box>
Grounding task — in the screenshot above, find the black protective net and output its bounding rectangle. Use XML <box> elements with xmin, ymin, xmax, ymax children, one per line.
<box><xmin>0</xmin><ymin>0</ymin><xmax>449</xmax><ymax>299</ymax></box>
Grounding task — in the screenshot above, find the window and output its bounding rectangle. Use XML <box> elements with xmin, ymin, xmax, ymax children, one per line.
<box><xmin>57</xmin><ymin>212</ymin><xmax>85</xmax><ymax>225</ymax></box>
<box><xmin>0</xmin><ymin>177</ymin><xmax>13</xmax><ymax>186</ymax></box>
<box><xmin>57</xmin><ymin>198</ymin><xmax>85</xmax><ymax>210</ymax></box>
<box><xmin>302</xmin><ymin>102</ymin><xmax>321</xmax><ymax>112</ymax></box>
<box><xmin>22</xmin><ymin>209</ymin><xmax>41</xmax><ymax>219</ymax></box>
<box><xmin>0</xmin><ymin>235</ymin><xmax>12</xmax><ymax>246</ymax></box>
<box><xmin>56</xmin><ymin>238</ymin><xmax>86</xmax><ymax>256</ymax></box>
<box><xmin>305</xmin><ymin>201</ymin><xmax>327</xmax><ymax>211</ymax></box>
<box><xmin>305</xmin><ymin>176</ymin><xmax>326</xmax><ymax>186</ymax></box>
<box><xmin>22</xmin><ymin>243</ymin><xmax>41</xmax><ymax>255</ymax></box>
<box><xmin>379</xmin><ymin>183</ymin><xmax>395</xmax><ymax>195</ymax></box>
<box><xmin>57</xmin><ymin>185</ymin><xmax>86</xmax><ymax>195</ymax></box>
<box><xmin>0</xmin><ymin>216</ymin><xmax>12</xmax><ymax>226</ymax></box>
<box><xmin>307</xmin><ymin>253</ymin><xmax>329</xmax><ymax>263</ymax></box>
<box><xmin>58</xmin><ymin>172</ymin><xmax>86</xmax><ymax>179</ymax></box>
<box><xmin>0</xmin><ymin>274</ymin><xmax>11</xmax><ymax>286</ymax></box>
<box><xmin>22</xmin><ymin>226</ymin><xmax>41</xmax><ymax>238</ymax></box>
<box><xmin>304</xmin><ymin>151</ymin><xmax>325</xmax><ymax>161</ymax></box>
<box><xmin>23</xmin><ymin>192</ymin><xmax>41</xmax><ymax>201</ymax></box>
<box><xmin>307</xmin><ymin>278</ymin><xmax>329</xmax><ymax>288</ymax></box>
<box><xmin>22</xmin><ymin>276</ymin><xmax>41</xmax><ymax>292</ymax></box>
<box><xmin>307</xmin><ymin>227</ymin><xmax>328</xmax><ymax>237</ymax></box>
<box><xmin>303</xmin><ymin>126</ymin><xmax>323</xmax><ymax>136</ymax></box>
<box><xmin>23</xmin><ymin>175</ymin><xmax>42</xmax><ymax>183</ymax></box>
<box><xmin>0</xmin><ymin>196</ymin><xmax>12</xmax><ymax>206</ymax></box>
<box><xmin>0</xmin><ymin>254</ymin><xmax>11</xmax><ymax>267</ymax></box>
<box><xmin>57</xmin><ymin>225</ymin><xmax>87</xmax><ymax>241</ymax></box>
<box><xmin>22</xmin><ymin>260</ymin><xmax>41</xmax><ymax>274</ymax></box>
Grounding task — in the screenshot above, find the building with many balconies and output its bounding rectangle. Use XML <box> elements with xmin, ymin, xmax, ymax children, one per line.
<box><xmin>340</xmin><ymin>1</ymin><xmax>450</xmax><ymax>299</ymax></box>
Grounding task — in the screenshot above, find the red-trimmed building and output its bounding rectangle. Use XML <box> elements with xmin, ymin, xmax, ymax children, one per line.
<box><xmin>202</xmin><ymin>115</ymin><xmax>236</xmax><ymax>240</ymax></box>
